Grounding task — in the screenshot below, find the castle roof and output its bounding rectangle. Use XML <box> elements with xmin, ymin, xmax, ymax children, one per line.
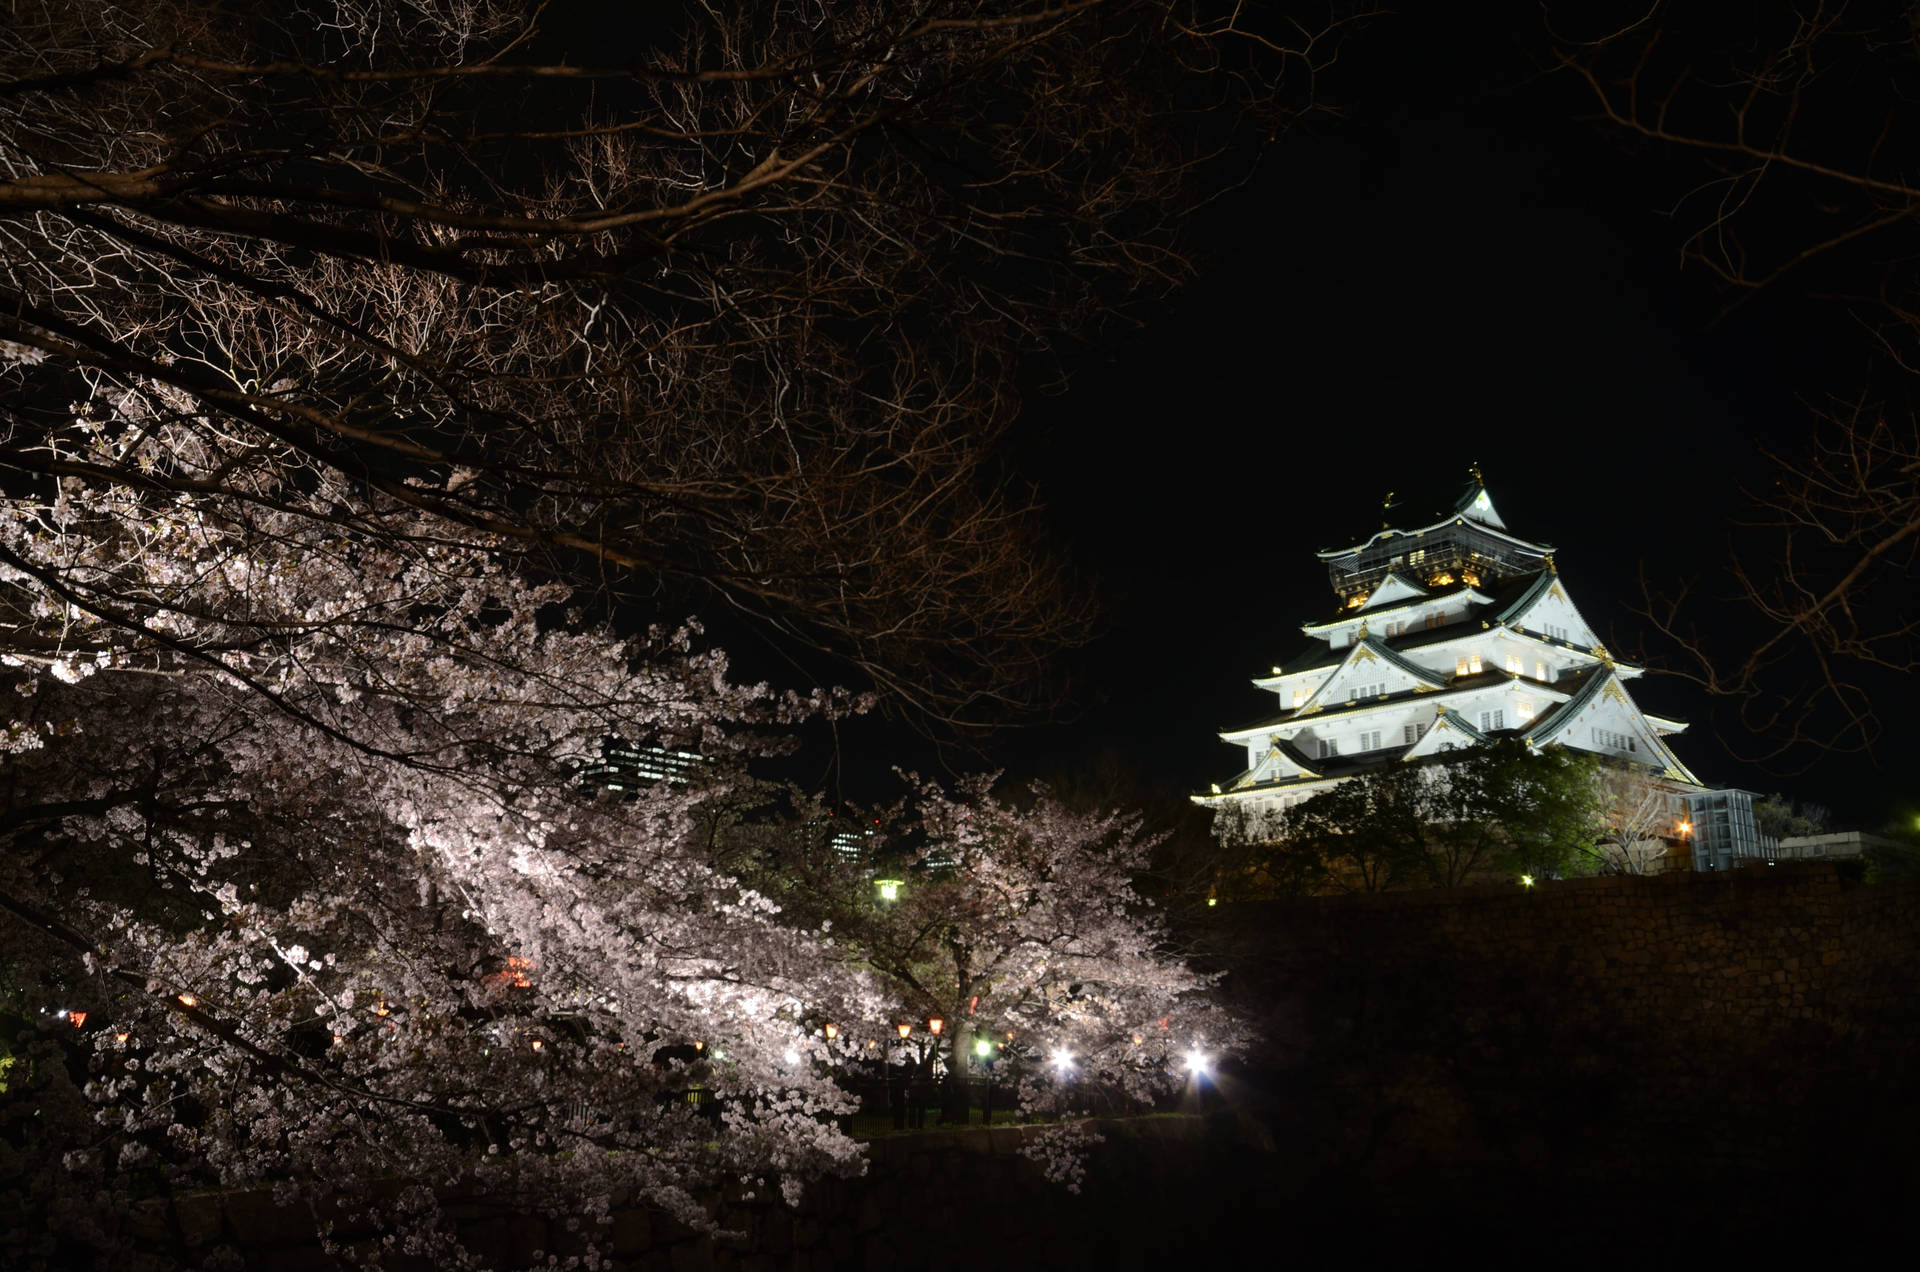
<box><xmin>1316</xmin><ymin>477</ymin><xmax>1552</xmax><ymax>563</ymax></box>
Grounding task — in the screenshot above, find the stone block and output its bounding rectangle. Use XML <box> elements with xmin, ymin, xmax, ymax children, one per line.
<box><xmin>613</xmin><ymin>1208</ymin><xmax>653</xmax><ymax>1255</ymax></box>
<box><xmin>988</xmin><ymin>1126</ymin><xmax>1024</xmax><ymax>1156</ymax></box>
<box><xmin>953</xmin><ymin>1127</ymin><xmax>993</xmax><ymax>1155</ymax></box>
<box><xmin>251</xmin><ymin>1246</ymin><xmax>336</xmax><ymax>1272</ymax></box>
<box><xmin>668</xmin><ymin>1237</ymin><xmax>715</xmax><ymax>1272</ymax></box>
<box><xmin>175</xmin><ymin>1192</ymin><xmax>224</xmax><ymax>1247</ymax></box>
<box><xmin>224</xmin><ymin>1190</ymin><xmax>310</xmax><ymax>1247</ymax></box>
<box><xmin>123</xmin><ymin>1199</ymin><xmax>171</xmax><ymax>1244</ymax></box>
<box><xmin>760</xmin><ymin>1206</ymin><xmax>791</xmax><ymax>1255</ymax></box>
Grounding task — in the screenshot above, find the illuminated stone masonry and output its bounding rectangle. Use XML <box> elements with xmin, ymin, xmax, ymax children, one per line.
<box><xmin>1195</xmin><ymin>472</ymin><xmax>1743</xmax><ymax>859</ymax></box>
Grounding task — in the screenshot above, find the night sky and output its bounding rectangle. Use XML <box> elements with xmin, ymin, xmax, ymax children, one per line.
<box><xmin>983</xmin><ymin>8</ymin><xmax>1910</xmax><ymax>828</ymax></box>
<box><xmin>697</xmin><ymin>8</ymin><xmax>1910</xmax><ymax>829</ymax></box>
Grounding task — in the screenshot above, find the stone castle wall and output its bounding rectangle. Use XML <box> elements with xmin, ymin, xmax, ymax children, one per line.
<box><xmin>75</xmin><ymin>862</ymin><xmax>1920</xmax><ymax>1266</ymax></box>
<box><xmin>105</xmin><ymin>1114</ymin><xmax>1278</xmax><ymax>1271</ymax></box>
<box><xmin>1211</xmin><ymin>861</ymin><xmax>1920</xmax><ymax>1188</ymax></box>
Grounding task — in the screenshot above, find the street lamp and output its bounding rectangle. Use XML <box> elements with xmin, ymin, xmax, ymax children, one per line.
<box><xmin>875</xmin><ymin>878</ymin><xmax>904</xmax><ymax>902</ymax></box>
<box><xmin>823</xmin><ymin>1022</ymin><xmax>838</xmax><ymax>1040</ymax></box>
<box><xmin>927</xmin><ymin>1017</ymin><xmax>943</xmax><ymax>1035</ymax></box>
<box><xmin>897</xmin><ymin>1022</ymin><xmax>912</xmax><ymax>1040</ymax></box>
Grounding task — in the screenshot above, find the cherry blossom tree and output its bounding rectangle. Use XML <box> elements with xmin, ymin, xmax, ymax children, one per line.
<box><xmin>0</xmin><ymin>427</ymin><xmax>889</xmax><ymax>1265</ymax></box>
<box><xmin>736</xmin><ymin>778</ymin><xmax>1247</xmax><ymax>1121</ymax></box>
<box><xmin>0</xmin><ymin>2</ymin><xmax>1325</xmax><ymax>1260</ymax></box>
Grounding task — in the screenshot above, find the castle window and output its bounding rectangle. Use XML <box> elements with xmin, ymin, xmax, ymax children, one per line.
<box><xmin>1506</xmin><ymin>654</ymin><xmax>1523</xmax><ymax>674</ymax></box>
<box><xmin>1359</xmin><ymin>730</ymin><xmax>1383</xmax><ymax>752</ymax></box>
<box><xmin>1480</xmin><ymin>709</ymin><xmax>1505</xmax><ymax>731</ymax></box>
<box><xmin>1468</xmin><ymin>652</ymin><xmax>1483</xmax><ymax>674</ymax></box>
<box><xmin>1404</xmin><ymin>722</ymin><xmax>1430</xmax><ymax>745</ymax></box>
<box><xmin>1536</xmin><ymin>660</ymin><xmax>1548</xmax><ymax>681</ymax></box>
<box><xmin>1317</xmin><ymin>739</ymin><xmax>1340</xmax><ymax>759</ymax></box>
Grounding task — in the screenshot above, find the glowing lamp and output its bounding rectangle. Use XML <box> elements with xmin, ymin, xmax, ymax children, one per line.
<box><xmin>1052</xmin><ymin>1049</ymin><xmax>1073</xmax><ymax>1071</ymax></box>
<box><xmin>694</xmin><ymin>1041</ymin><xmax>705</xmax><ymax>1050</ymax></box>
<box><xmin>176</xmin><ymin>993</ymin><xmax>197</xmax><ymax>1008</ymax></box>
<box><xmin>69</xmin><ymin>1011</ymin><xmax>86</xmax><ymax>1029</ymax></box>
<box><xmin>897</xmin><ymin>1022</ymin><xmax>912</xmax><ymax>1039</ymax></box>
<box><xmin>875</xmin><ymin>878</ymin><xmax>904</xmax><ymax>901</ymax></box>
<box><xmin>783</xmin><ymin>1049</ymin><xmax>800</xmax><ymax>1065</ymax></box>
<box><xmin>975</xmin><ymin>1038</ymin><xmax>992</xmax><ymax>1057</ymax></box>
<box><xmin>823</xmin><ymin>1023</ymin><xmax>838</xmax><ymax>1040</ymax></box>
<box><xmin>116</xmin><ymin>1032</ymin><xmax>130</xmax><ymax>1043</ymax></box>
<box><xmin>1186</xmin><ymin>1050</ymin><xmax>1210</xmax><ymax>1077</ymax></box>
<box><xmin>927</xmin><ymin>1017</ymin><xmax>943</xmax><ymax>1035</ymax></box>
<box><xmin>530</xmin><ymin>1039</ymin><xmax>544</xmax><ymax>1052</ymax></box>
<box><xmin>1520</xmin><ymin>875</ymin><xmax>1535</xmax><ymax>888</ymax></box>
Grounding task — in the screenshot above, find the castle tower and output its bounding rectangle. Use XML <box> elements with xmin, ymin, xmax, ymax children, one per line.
<box><xmin>1196</xmin><ymin>473</ymin><xmax>1703</xmax><ymax>833</ymax></box>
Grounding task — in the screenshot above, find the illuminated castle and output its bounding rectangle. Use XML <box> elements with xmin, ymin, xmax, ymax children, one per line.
<box><xmin>1196</xmin><ymin>472</ymin><xmax>1712</xmax><ymax>847</ymax></box>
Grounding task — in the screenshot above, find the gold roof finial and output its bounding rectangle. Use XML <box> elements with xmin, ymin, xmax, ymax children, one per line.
<box><xmin>1381</xmin><ymin>490</ymin><xmax>1397</xmax><ymax>530</ymax></box>
<box><xmin>1544</xmin><ymin>552</ymin><xmax>1557</xmax><ymax>574</ymax></box>
<box><xmin>1469</xmin><ymin>462</ymin><xmax>1485</xmax><ymax>485</ymax></box>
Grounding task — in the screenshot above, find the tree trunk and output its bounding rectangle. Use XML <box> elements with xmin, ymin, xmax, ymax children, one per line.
<box><xmin>943</xmin><ymin>1023</ymin><xmax>972</xmax><ymax>1124</ymax></box>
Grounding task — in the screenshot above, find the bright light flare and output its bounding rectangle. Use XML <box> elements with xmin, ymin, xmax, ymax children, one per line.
<box><xmin>1051</xmin><ymin>1048</ymin><xmax>1073</xmax><ymax>1071</ymax></box>
<box><xmin>783</xmin><ymin>1049</ymin><xmax>800</xmax><ymax>1066</ymax></box>
<box><xmin>1185</xmin><ymin>1050</ymin><xmax>1210</xmax><ymax>1077</ymax></box>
